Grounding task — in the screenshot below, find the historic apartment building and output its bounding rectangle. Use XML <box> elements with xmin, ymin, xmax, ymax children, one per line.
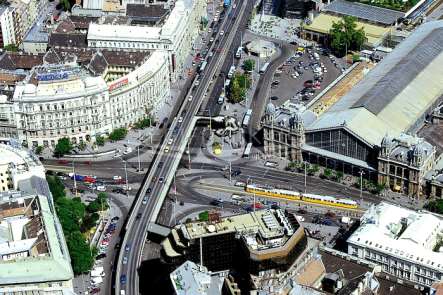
<box><xmin>378</xmin><ymin>134</ymin><xmax>435</xmax><ymax>197</ymax></box>
<box><xmin>2</xmin><ymin>50</ymin><xmax>169</xmax><ymax>147</ymax></box>
<box><xmin>262</xmin><ymin>102</ymin><xmax>306</xmax><ymax>162</ymax></box>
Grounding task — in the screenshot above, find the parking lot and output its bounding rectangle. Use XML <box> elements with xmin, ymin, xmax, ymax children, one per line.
<box><xmin>267</xmin><ymin>46</ymin><xmax>343</xmax><ymax>107</ymax></box>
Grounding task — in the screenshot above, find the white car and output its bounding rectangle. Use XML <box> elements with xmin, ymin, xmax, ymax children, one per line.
<box><xmin>188</xmin><ymin>95</ymin><xmax>193</xmax><ymax>101</ymax></box>
<box><xmin>123</xmin><ymin>147</ymin><xmax>132</xmax><ymax>155</ymax></box>
<box><xmin>113</xmin><ymin>175</ymin><xmax>122</xmax><ymax>180</ymax></box>
<box><xmin>178</xmin><ymin>117</ymin><xmax>183</xmax><ymax>123</ymax></box>
<box><xmin>195</xmin><ymin>79</ymin><xmax>200</xmax><ymax>86</ymax></box>
<box><xmin>209</xmin><ymin>37</ymin><xmax>214</xmax><ymax>42</ymax></box>
<box><xmin>164</xmin><ymin>146</ymin><xmax>170</xmax><ymax>153</ymax></box>
<box><xmin>96</xmin><ymin>185</ymin><xmax>106</xmax><ymax>192</ymax></box>
<box><xmin>168</xmin><ymin>138</ymin><xmax>173</xmax><ymax>145</ymax></box>
<box><xmin>121</xmin><ymin>185</ymin><xmax>132</xmax><ymax>191</ymax></box>
<box><xmin>220</xmin><ymin>30</ymin><xmax>224</xmax><ymax>36</ymax></box>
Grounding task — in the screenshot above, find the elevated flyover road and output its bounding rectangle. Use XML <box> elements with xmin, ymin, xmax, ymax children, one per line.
<box><xmin>115</xmin><ymin>1</ymin><xmax>250</xmax><ymax>294</ymax></box>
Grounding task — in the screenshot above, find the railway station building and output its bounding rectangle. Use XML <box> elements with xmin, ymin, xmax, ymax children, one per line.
<box><xmin>262</xmin><ymin>21</ymin><xmax>443</xmax><ymax>197</ymax></box>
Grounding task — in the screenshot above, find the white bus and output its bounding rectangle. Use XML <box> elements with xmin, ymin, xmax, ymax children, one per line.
<box><xmin>243</xmin><ymin>142</ymin><xmax>252</xmax><ymax>158</ymax></box>
<box><xmin>242</xmin><ymin>109</ymin><xmax>252</xmax><ymax>128</ymax></box>
<box><xmin>198</xmin><ymin>61</ymin><xmax>207</xmax><ymax>73</ymax></box>
<box><xmin>259</xmin><ymin>62</ymin><xmax>270</xmax><ymax>74</ymax></box>
<box><xmin>227</xmin><ymin>65</ymin><xmax>236</xmax><ymax>78</ymax></box>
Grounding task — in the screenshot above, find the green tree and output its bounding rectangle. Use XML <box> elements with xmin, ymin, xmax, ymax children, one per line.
<box><xmin>47</xmin><ymin>175</ymin><xmax>66</xmax><ymax>201</ymax></box>
<box><xmin>96</xmin><ymin>136</ymin><xmax>105</xmax><ymax>146</ymax></box>
<box><xmin>134</xmin><ymin>116</ymin><xmax>152</xmax><ymax>129</ymax></box>
<box><xmin>329</xmin><ymin>16</ymin><xmax>365</xmax><ymax>57</ymax></box>
<box><xmin>198</xmin><ymin>211</ymin><xmax>209</xmax><ymax>221</ymax></box>
<box><xmin>4</xmin><ymin>44</ymin><xmax>18</xmax><ymax>52</ymax></box>
<box><xmin>108</xmin><ymin>128</ymin><xmax>128</xmax><ymax>141</ymax></box>
<box><xmin>78</xmin><ymin>141</ymin><xmax>86</xmax><ymax>151</ymax></box>
<box><xmin>333</xmin><ymin>170</ymin><xmax>344</xmax><ymax>182</ymax></box>
<box><xmin>243</xmin><ymin>59</ymin><xmax>255</xmax><ymax>72</ymax></box>
<box><xmin>86</xmin><ymin>192</ymin><xmax>109</xmax><ymax>213</ymax></box>
<box><xmin>66</xmin><ymin>231</ymin><xmax>95</xmax><ymax>274</ymax></box>
<box><xmin>424</xmin><ymin>199</ymin><xmax>443</xmax><ymax>214</ymax></box>
<box><xmin>81</xmin><ymin>212</ymin><xmax>100</xmax><ymax>232</ymax></box>
<box><xmin>54</xmin><ymin>137</ymin><xmax>73</xmax><ymax>158</ymax></box>
<box><xmin>229</xmin><ymin>73</ymin><xmax>251</xmax><ymax>103</ymax></box>
<box><xmin>34</xmin><ymin>145</ymin><xmax>44</xmax><ymax>155</ymax></box>
<box><xmin>60</xmin><ymin>0</ymin><xmax>70</xmax><ymax>11</ymax></box>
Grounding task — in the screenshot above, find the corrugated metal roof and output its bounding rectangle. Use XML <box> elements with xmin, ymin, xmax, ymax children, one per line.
<box><xmin>307</xmin><ymin>21</ymin><xmax>443</xmax><ymax>146</ymax></box>
<box><xmin>324</xmin><ymin>0</ymin><xmax>404</xmax><ymax>25</ymax></box>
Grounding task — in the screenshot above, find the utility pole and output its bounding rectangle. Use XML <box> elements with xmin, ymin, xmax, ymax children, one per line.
<box><xmin>229</xmin><ymin>160</ymin><xmax>232</xmax><ymax>183</ymax></box>
<box><xmin>359</xmin><ymin>170</ymin><xmax>364</xmax><ymax>205</ymax></box>
<box><xmin>137</xmin><ymin>145</ymin><xmax>141</xmax><ymax>172</ymax></box>
<box><xmin>72</xmin><ymin>160</ymin><xmax>77</xmax><ymax>197</ymax></box>
<box><xmin>187</xmin><ymin>141</ymin><xmax>191</xmax><ymax>169</ymax></box>
<box><xmin>124</xmin><ymin>160</ymin><xmax>129</xmax><ymax>198</ymax></box>
<box><xmin>208</xmin><ymin>109</ymin><xmax>212</xmax><ymax>133</ymax></box>
<box><xmin>304</xmin><ymin>161</ymin><xmax>307</xmax><ymax>193</ymax></box>
<box><xmin>173</xmin><ymin>174</ymin><xmax>177</xmax><ymax>226</ymax></box>
<box><xmin>200</xmin><ymin>237</ymin><xmax>203</xmax><ymax>267</ymax></box>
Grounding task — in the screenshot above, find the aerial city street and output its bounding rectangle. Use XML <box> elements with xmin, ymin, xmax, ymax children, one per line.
<box><xmin>0</xmin><ymin>0</ymin><xmax>442</xmax><ymax>294</ymax></box>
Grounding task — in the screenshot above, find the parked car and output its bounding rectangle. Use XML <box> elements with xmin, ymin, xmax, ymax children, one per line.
<box><xmin>96</xmin><ymin>253</ymin><xmax>106</xmax><ymax>260</ymax></box>
<box><xmin>120</xmin><ymin>275</ymin><xmax>127</xmax><ymax>285</ymax></box>
<box><xmin>96</xmin><ymin>185</ymin><xmax>106</xmax><ymax>192</ymax></box>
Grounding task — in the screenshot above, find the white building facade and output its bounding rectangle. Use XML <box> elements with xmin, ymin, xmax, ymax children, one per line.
<box><xmin>87</xmin><ymin>0</ymin><xmax>207</xmax><ymax>81</ymax></box>
<box><xmin>1</xmin><ymin>50</ymin><xmax>170</xmax><ymax>147</ymax></box>
<box><xmin>347</xmin><ymin>202</ymin><xmax>443</xmax><ymax>288</ymax></box>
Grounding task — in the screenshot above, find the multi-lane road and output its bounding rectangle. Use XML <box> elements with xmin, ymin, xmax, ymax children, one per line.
<box><xmin>115</xmin><ymin>1</ymin><xmax>253</xmax><ymax>294</ymax></box>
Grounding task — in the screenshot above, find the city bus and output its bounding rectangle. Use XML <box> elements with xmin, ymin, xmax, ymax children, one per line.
<box><xmin>259</xmin><ymin>62</ymin><xmax>270</xmax><ymax>74</ymax></box>
<box><xmin>243</xmin><ymin>142</ymin><xmax>252</xmax><ymax>158</ymax></box>
<box><xmin>198</xmin><ymin>61</ymin><xmax>207</xmax><ymax>73</ymax></box>
<box><xmin>242</xmin><ymin>109</ymin><xmax>252</xmax><ymax>128</ymax></box>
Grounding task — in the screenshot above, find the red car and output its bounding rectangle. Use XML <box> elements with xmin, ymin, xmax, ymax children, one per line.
<box><xmin>57</xmin><ymin>160</ymin><xmax>69</xmax><ymax>164</ymax></box>
<box><xmin>84</xmin><ymin>176</ymin><xmax>96</xmax><ymax>183</ymax></box>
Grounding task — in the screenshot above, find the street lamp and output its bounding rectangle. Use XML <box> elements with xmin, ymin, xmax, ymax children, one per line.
<box><xmin>123</xmin><ymin>160</ymin><xmax>129</xmax><ymax>198</ymax></box>
<box><xmin>205</xmin><ymin>108</ymin><xmax>212</xmax><ymax>133</ymax></box>
<box><xmin>359</xmin><ymin>170</ymin><xmax>364</xmax><ymax>205</ymax></box>
<box><xmin>137</xmin><ymin>145</ymin><xmax>142</xmax><ymax>172</ymax></box>
<box><xmin>304</xmin><ymin>161</ymin><xmax>308</xmax><ymax>193</ymax></box>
